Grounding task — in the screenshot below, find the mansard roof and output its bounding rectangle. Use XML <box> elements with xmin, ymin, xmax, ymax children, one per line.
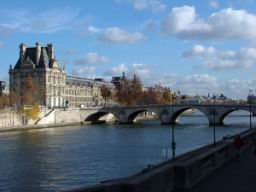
<box><xmin>14</xmin><ymin>46</ymin><xmax>52</xmax><ymax>70</ymax></box>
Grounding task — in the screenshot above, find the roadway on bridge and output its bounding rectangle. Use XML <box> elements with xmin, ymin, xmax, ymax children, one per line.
<box><xmin>188</xmin><ymin>146</ymin><xmax>256</xmax><ymax>192</ymax></box>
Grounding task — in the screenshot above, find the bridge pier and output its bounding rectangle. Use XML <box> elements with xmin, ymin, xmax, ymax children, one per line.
<box><xmin>118</xmin><ymin>121</ymin><xmax>134</xmax><ymax>124</ymax></box>
<box><xmin>208</xmin><ymin>116</ymin><xmax>224</xmax><ymax>125</ymax></box>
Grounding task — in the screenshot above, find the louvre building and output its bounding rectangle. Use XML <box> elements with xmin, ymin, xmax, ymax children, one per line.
<box><xmin>9</xmin><ymin>43</ymin><xmax>114</xmax><ymax>108</ymax></box>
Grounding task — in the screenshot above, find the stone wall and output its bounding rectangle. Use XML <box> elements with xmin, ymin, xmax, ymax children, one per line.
<box><xmin>36</xmin><ymin>108</ymin><xmax>114</xmax><ymax>125</ymax></box>
<box><xmin>64</xmin><ymin>129</ymin><xmax>256</xmax><ymax>192</ymax></box>
<box><xmin>0</xmin><ymin>110</ymin><xmax>23</xmax><ymax>127</ymax></box>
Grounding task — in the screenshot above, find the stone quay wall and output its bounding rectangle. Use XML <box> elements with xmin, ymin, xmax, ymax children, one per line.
<box><xmin>65</xmin><ymin>129</ymin><xmax>256</xmax><ymax>192</ymax></box>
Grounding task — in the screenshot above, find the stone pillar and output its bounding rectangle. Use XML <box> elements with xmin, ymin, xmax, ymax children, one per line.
<box><xmin>160</xmin><ymin>114</ymin><xmax>172</xmax><ymax>124</ymax></box>
<box><xmin>19</xmin><ymin>43</ymin><xmax>26</xmax><ymax>65</ymax></box>
<box><xmin>36</xmin><ymin>42</ymin><xmax>41</xmax><ymax>66</ymax></box>
<box><xmin>47</xmin><ymin>44</ymin><xmax>54</xmax><ymax>59</ymax></box>
<box><xmin>118</xmin><ymin>111</ymin><xmax>133</xmax><ymax>124</ymax></box>
<box><xmin>208</xmin><ymin>114</ymin><xmax>223</xmax><ymax>125</ymax></box>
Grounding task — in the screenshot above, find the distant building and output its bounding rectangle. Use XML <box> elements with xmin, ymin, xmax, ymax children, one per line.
<box><xmin>175</xmin><ymin>95</ymin><xmax>203</xmax><ymax>104</ymax></box>
<box><xmin>9</xmin><ymin>43</ymin><xmax>114</xmax><ymax>108</ymax></box>
<box><xmin>247</xmin><ymin>95</ymin><xmax>256</xmax><ymax>104</ymax></box>
<box><xmin>111</xmin><ymin>72</ymin><xmax>126</xmax><ymax>87</ymax></box>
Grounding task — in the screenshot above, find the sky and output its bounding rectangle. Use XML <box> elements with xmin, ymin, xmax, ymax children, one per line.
<box><xmin>1</xmin><ymin>0</ymin><xmax>256</xmax><ymax>99</ymax></box>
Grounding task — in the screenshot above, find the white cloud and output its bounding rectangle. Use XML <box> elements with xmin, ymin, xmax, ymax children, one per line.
<box><xmin>151</xmin><ymin>73</ymin><xmax>255</xmax><ymax>98</ymax></box>
<box><xmin>183</xmin><ymin>45</ymin><xmax>256</xmax><ymax>70</ymax></box>
<box><xmin>99</xmin><ymin>27</ymin><xmax>145</xmax><ymax>44</ymax></box>
<box><xmin>117</xmin><ymin>0</ymin><xmax>166</xmax><ymax>13</ymax></box>
<box><xmin>103</xmin><ymin>62</ymin><xmax>151</xmax><ymax>78</ymax></box>
<box><xmin>0</xmin><ymin>8</ymin><xmax>79</xmax><ymax>34</ymax></box>
<box><xmin>75</xmin><ymin>52</ymin><xmax>111</xmax><ymax>65</ymax></box>
<box><xmin>104</xmin><ymin>63</ymin><xmax>129</xmax><ymax>76</ymax></box>
<box><xmin>154</xmin><ymin>73</ymin><xmax>218</xmax><ymax>96</ymax></box>
<box><xmin>183</xmin><ymin>44</ymin><xmax>216</xmax><ymax>57</ymax></box>
<box><xmin>87</xmin><ymin>25</ymin><xmax>101</xmax><ymax>34</ymax></box>
<box><xmin>162</xmin><ymin>6</ymin><xmax>256</xmax><ymax>40</ymax></box>
<box><xmin>220</xmin><ymin>78</ymin><xmax>256</xmax><ymax>99</ymax></box>
<box><xmin>72</xmin><ymin>66</ymin><xmax>96</xmax><ymax>76</ymax></box>
<box><xmin>209</xmin><ymin>0</ymin><xmax>219</xmax><ymax>9</ymax></box>
<box><xmin>131</xmin><ymin>63</ymin><xmax>151</xmax><ymax>77</ymax></box>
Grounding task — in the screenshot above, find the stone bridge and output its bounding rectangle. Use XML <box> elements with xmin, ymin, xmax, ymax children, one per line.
<box><xmin>84</xmin><ymin>104</ymin><xmax>256</xmax><ymax>125</ymax></box>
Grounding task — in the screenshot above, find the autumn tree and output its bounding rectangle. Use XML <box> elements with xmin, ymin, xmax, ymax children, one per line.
<box><xmin>139</xmin><ymin>87</ymin><xmax>162</xmax><ymax>105</ymax></box>
<box><xmin>162</xmin><ymin>88</ymin><xmax>173</xmax><ymax>104</ymax></box>
<box><xmin>131</xmin><ymin>75</ymin><xmax>143</xmax><ymax>104</ymax></box>
<box><xmin>0</xmin><ymin>95</ymin><xmax>8</xmax><ymax>109</ymax></box>
<box><xmin>100</xmin><ymin>85</ymin><xmax>112</xmax><ymax>106</ymax></box>
<box><xmin>19</xmin><ymin>76</ymin><xmax>41</xmax><ymax>124</ymax></box>
<box><xmin>138</xmin><ymin>84</ymin><xmax>174</xmax><ymax>105</ymax></box>
<box><xmin>115</xmin><ymin>75</ymin><xmax>143</xmax><ymax>106</ymax></box>
<box><xmin>115</xmin><ymin>78</ymin><xmax>131</xmax><ymax>106</ymax></box>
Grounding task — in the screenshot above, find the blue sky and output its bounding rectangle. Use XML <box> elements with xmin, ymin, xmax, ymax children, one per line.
<box><xmin>1</xmin><ymin>0</ymin><xmax>256</xmax><ymax>98</ymax></box>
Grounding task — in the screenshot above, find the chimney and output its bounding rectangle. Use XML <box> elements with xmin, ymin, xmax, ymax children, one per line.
<box><xmin>47</xmin><ymin>44</ymin><xmax>54</xmax><ymax>59</ymax></box>
<box><xmin>36</xmin><ymin>42</ymin><xmax>41</xmax><ymax>66</ymax></box>
<box><xmin>19</xmin><ymin>43</ymin><xmax>26</xmax><ymax>65</ymax></box>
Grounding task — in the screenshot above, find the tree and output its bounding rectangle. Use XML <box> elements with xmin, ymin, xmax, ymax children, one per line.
<box><xmin>21</xmin><ymin>75</ymin><xmax>35</xmax><ymax>106</ymax></box>
<box><xmin>20</xmin><ymin>104</ymin><xmax>41</xmax><ymax>124</ymax></box>
<box><xmin>115</xmin><ymin>78</ymin><xmax>131</xmax><ymax>106</ymax></box>
<box><xmin>19</xmin><ymin>76</ymin><xmax>41</xmax><ymax>124</ymax></box>
<box><xmin>137</xmin><ymin>84</ymin><xmax>174</xmax><ymax>105</ymax></box>
<box><xmin>100</xmin><ymin>85</ymin><xmax>112</xmax><ymax>106</ymax></box>
<box><xmin>162</xmin><ymin>88</ymin><xmax>172</xmax><ymax>104</ymax></box>
<box><xmin>115</xmin><ymin>75</ymin><xmax>143</xmax><ymax>106</ymax></box>
<box><xmin>131</xmin><ymin>75</ymin><xmax>143</xmax><ymax>105</ymax></box>
<box><xmin>139</xmin><ymin>87</ymin><xmax>162</xmax><ymax>105</ymax></box>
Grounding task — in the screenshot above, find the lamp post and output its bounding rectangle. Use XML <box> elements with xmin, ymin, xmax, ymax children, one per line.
<box><xmin>171</xmin><ymin>103</ymin><xmax>176</xmax><ymax>161</ymax></box>
<box><xmin>250</xmin><ymin>101</ymin><xmax>252</xmax><ymax>130</ymax></box>
<box><xmin>213</xmin><ymin>94</ymin><xmax>216</xmax><ymax>147</ymax></box>
<box><xmin>249</xmin><ymin>89</ymin><xmax>253</xmax><ymax>130</ymax></box>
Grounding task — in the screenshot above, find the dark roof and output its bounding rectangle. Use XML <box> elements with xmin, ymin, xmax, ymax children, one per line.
<box><xmin>14</xmin><ymin>47</ymin><xmax>52</xmax><ymax>70</ymax></box>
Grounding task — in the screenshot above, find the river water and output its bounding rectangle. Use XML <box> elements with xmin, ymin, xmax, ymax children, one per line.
<box><xmin>0</xmin><ymin>111</ymin><xmax>255</xmax><ymax>192</ymax></box>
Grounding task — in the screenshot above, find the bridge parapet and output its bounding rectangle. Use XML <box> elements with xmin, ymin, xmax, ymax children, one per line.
<box><xmin>88</xmin><ymin>104</ymin><xmax>256</xmax><ymax>125</ymax></box>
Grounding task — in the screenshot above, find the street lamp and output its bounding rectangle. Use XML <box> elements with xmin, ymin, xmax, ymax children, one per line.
<box><xmin>250</xmin><ymin>101</ymin><xmax>252</xmax><ymax>130</ymax></box>
<box><xmin>171</xmin><ymin>102</ymin><xmax>176</xmax><ymax>161</ymax></box>
<box><xmin>249</xmin><ymin>89</ymin><xmax>253</xmax><ymax>130</ymax></box>
<box><xmin>212</xmin><ymin>94</ymin><xmax>218</xmax><ymax>147</ymax></box>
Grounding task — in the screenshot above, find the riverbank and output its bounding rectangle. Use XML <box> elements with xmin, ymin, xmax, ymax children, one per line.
<box><xmin>0</xmin><ymin>115</ymin><xmax>250</xmax><ymax>192</ymax></box>
<box><xmin>66</xmin><ymin>129</ymin><xmax>256</xmax><ymax>192</ymax></box>
<box><xmin>0</xmin><ymin>121</ymin><xmax>91</xmax><ymax>133</ymax></box>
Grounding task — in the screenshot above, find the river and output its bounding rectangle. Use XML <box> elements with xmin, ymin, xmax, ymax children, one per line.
<box><xmin>0</xmin><ymin>111</ymin><xmax>255</xmax><ymax>192</ymax></box>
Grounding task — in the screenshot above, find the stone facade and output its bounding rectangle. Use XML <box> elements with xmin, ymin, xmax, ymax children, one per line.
<box><xmin>9</xmin><ymin>43</ymin><xmax>114</xmax><ymax>108</ymax></box>
<box><xmin>0</xmin><ymin>81</ymin><xmax>8</xmax><ymax>96</ymax></box>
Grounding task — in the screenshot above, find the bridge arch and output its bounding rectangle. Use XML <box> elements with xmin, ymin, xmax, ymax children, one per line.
<box><xmin>219</xmin><ymin>109</ymin><xmax>252</xmax><ymax>125</ymax></box>
<box><xmin>85</xmin><ymin>111</ymin><xmax>116</xmax><ymax>123</ymax></box>
<box><xmin>127</xmin><ymin>109</ymin><xmax>159</xmax><ymax>123</ymax></box>
<box><xmin>171</xmin><ymin>107</ymin><xmax>209</xmax><ymax>124</ymax></box>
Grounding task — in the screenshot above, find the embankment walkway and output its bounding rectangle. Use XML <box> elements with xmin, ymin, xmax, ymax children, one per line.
<box><xmin>65</xmin><ymin>129</ymin><xmax>256</xmax><ymax>192</ymax></box>
<box><xmin>188</xmin><ymin>145</ymin><xmax>256</xmax><ymax>192</ymax></box>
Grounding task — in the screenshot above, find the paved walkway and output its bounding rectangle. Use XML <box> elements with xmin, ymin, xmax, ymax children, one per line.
<box><xmin>188</xmin><ymin>146</ymin><xmax>256</xmax><ymax>192</ymax></box>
